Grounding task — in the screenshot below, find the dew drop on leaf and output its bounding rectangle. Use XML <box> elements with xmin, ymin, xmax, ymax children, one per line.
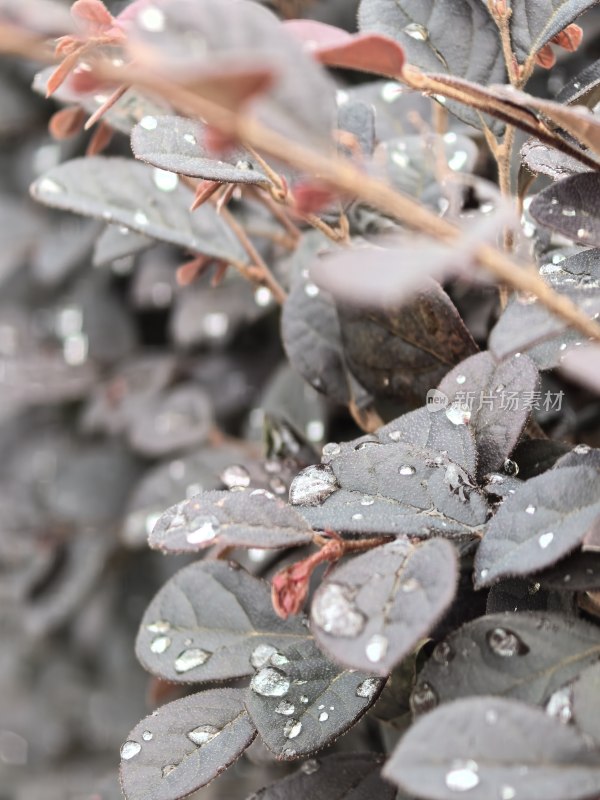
<box><xmin>501</xmin><ymin>787</ymin><xmax>516</xmax><ymax>800</ymax></box>
<box><xmin>174</xmin><ymin>648</ymin><xmax>212</xmax><ymax>673</ymax></box>
<box><xmin>525</xmin><ymin>505</ymin><xmax>536</xmax><ymax>514</ymax></box>
<box><xmin>361</xmin><ymin>495</ymin><xmax>375</xmax><ymax>506</ymax></box>
<box><xmin>186</xmin><ymin>515</ymin><xmax>220</xmax><ymax>545</ymax></box>
<box><xmin>301</xmin><ymin>759</ymin><xmax>320</xmax><ymax>774</ymax></box>
<box><xmin>221</xmin><ymin>464</ymin><xmax>251</xmax><ymax>489</ymax></box>
<box><xmin>283</xmin><ymin>719</ymin><xmax>302</xmax><ymax>739</ymax></box>
<box><xmin>162</xmin><ymin>764</ymin><xmax>177</xmax><ymax>777</ymax></box>
<box><xmin>142</xmin><ymin>731</ymin><xmax>153</xmax><ymax>741</ymax></box>
<box><xmin>250</xmin><ymin>644</ymin><xmax>278</xmax><ymax>669</ymax></box>
<box><xmin>545</xmin><ymin>686</ymin><xmax>573</xmax><ymax>723</ymax></box>
<box><xmin>187</xmin><ymin>724</ymin><xmax>220</xmax><ymax>746</ymax></box>
<box><xmin>322</xmin><ymin>442</ymin><xmax>341</xmax><ymax>458</ymax></box>
<box><xmin>538</xmin><ymin>532</ymin><xmax>554</xmax><ymax>549</ymax></box>
<box><xmin>153</xmin><ymin>168</ymin><xmax>178</xmax><ymax>192</ymax></box>
<box><xmin>140</xmin><ymin>115</ymin><xmax>157</xmax><ymax>131</ymax></box>
<box><xmin>251</xmin><ymin>667</ymin><xmax>290</xmax><ymax>697</ymax></box>
<box><xmin>138</xmin><ymin>5</ymin><xmax>166</xmax><ymax>32</ymax></box>
<box><xmin>289</xmin><ymin>464</ymin><xmax>339</xmax><ymax>507</ymax></box>
<box><xmin>432</xmin><ymin>641</ymin><xmax>453</xmax><ymax>666</ymax></box>
<box><xmin>445</xmin><ymin>403</ymin><xmax>471</xmax><ymax>426</ymax></box>
<box><xmin>312</xmin><ymin>583</ymin><xmax>366</xmax><ymax>637</ymax></box>
<box><xmin>38</xmin><ymin>177</ymin><xmax>64</xmax><ymax>195</ymax></box>
<box><xmin>445</xmin><ymin>759</ymin><xmax>480</xmax><ymax>792</ymax></box>
<box><xmin>486</xmin><ymin>628</ymin><xmax>529</xmax><ymax>657</ymax></box>
<box><xmin>365</xmin><ymin>634</ymin><xmax>388</xmax><ymax>663</ymax></box>
<box><xmin>150</xmin><ymin>635</ymin><xmax>171</xmax><ymax>654</ymax></box>
<box><xmin>318</xmin><ymin>711</ymin><xmax>329</xmax><ymax>722</ymax></box>
<box><xmin>146</xmin><ymin>620</ymin><xmax>171</xmax><ymax>634</ymax></box>
<box><xmin>120</xmin><ymin>741</ymin><xmax>141</xmax><ymax>760</ymax></box>
<box><xmin>275</xmin><ymin>701</ymin><xmax>295</xmax><ymax>716</ymax></box>
<box><xmin>410</xmin><ymin>681</ymin><xmax>438</xmax><ymax>714</ymax></box>
<box><xmin>356</xmin><ymin>678</ymin><xmax>379</xmax><ymax>700</ymax></box>
<box><xmin>399</xmin><ymin>464</ymin><xmax>416</xmax><ymax>476</ymax></box>
<box><xmin>403</xmin><ymin>22</ymin><xmax>429</xmax><ymax>41</ymax></box>
<box><xmin>503</xmin><ymin>459</ymin><xmax>519</xmax><ymax>476</ymax></box>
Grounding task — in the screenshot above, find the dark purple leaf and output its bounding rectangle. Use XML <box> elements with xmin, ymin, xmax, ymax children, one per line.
<box><xmin>560</xmin><ymin>343</ymin><xmax>600</xmax><ymax>393</ymax></box>
<box><xmin>413</xmin><ymin>612</ymin><xmax>600</xmax><ymax>710</ymax></box>
<box><xmin>136</xmin><ymin>561</ymin><xmax>309</xmax><ymax>683</ymax></box>
<box><xmin>336</xmin><ymin>282</ymin><xmax>478</xmax><ymax>405</ymax></box>
<box><xmin>245</xmin><ymin>638</ymin><xmax>382</xmax><ymax>758</ymax></box>
<box><xmin>126</xmin><ymin>384</ymin><xmax>213</xmax><ymax>458</ymax></box>
<box><xmin>120</xmin><ymin>688</ymin><xmax>256</xmax><ymax>800</ymax></box>
<box><xmin>337</xmin><ymin>100</ymin><xmax>376</xmax><ymax>158</ymax></box>
<box><xmin>93</xmin><ymin>224</ymin><xmax>152</xmax><ymax>268</ymax></box>
<box><xmin>292</xmin><ymin>436</ymin><xmax>488</xmax><ymax>538</ymax></box>
<box><xmin>437</xmin><ymin>352</ymin><xmax>539</xmax><ymax>477</ymax></box>
<box><xmin>358</xmin><ymin>0</ymin><xmax>505</xmax><ymax>130</ymax></box>
<box><xmin>538</xmin><ymin>550</ymin><xmax>600</xmax><ymax>590</ymax></box>
<box><xmin>555</xmin><ymin>58</ymin><xmax>600</xmax><ymax>106</ymax></box>
<box><xmin>149</xmin><ymin>488</ymin><xmax>313</xmax><ymax>553</ymax></box>
<box><xmin>30</xmin><ymin>157</ymin><xmax>247</xmax><ymax>263</ymax></box>
<box><xmin>384</xmin><ymin>695</ymin><xmax>600</xmax><ymax>800</ymax></box>
<box><xmin>251</xmin><ymin>753</ymin><xmax>394</xmax><ymax>800</ymax></box>
<box><xmin>520</xmin><ymin>138</ymin><xmax>590</xmax><ymax>181</ymax></box>
<box><xmin>509</xmin><ymin>0</ymin><xmax>600</xmax><ymax>65</ymax></box>
<box><xmin>310</xmin><ymin>538</ymin><xmax>458</xmax><ymax>675</ymax></box>
<box><xmin>474</xmin><ymin>465</ymin><xmax>600</xmax><ymax>587</ymax></box>
<box><xmin>131</xmin><ymin>115</ymin><xmax>273</xmax><ymax>184</ymax></box>
<box><xmin>530</xmin><ymin>173</ymin><xmax>600</xmax><ymax>247</ymax></box>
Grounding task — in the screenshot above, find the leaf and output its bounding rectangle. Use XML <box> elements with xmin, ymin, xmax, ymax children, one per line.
<box><xmin>149</xmin><ymin>488</ymin><xmax>313</xmax><ymax>553</ymax></box>
<box><xmin>384</xmin><ymin>695</ymin><xmax>600</xmax><ymax>800</ymax></box>
<box><xmin>520</xmin><ymin>138</ymin><xmax>590</xmax><ymax>181</ymax></box>
<box><xmin>291</xmin><ymin>438</ymin><xmax>488</xmax><ymax>538</ymax></box>
<box><xmin>358</xmin><ymin>0</ymin><xmax>505</xmax><ymax>130</ymax></box>
<box><xmin>538</xmin><ymin>550</ymin><xmax>600</xmax><ymax>590</ymax></box>
<box><xmin>126</xmin><ymin>384</ymin><xmax>214</xmax><ymax>458</ymax></box>
<box><xmin>337</xmin><ymin>100</ymin><xmax>376</xmax><ymax>159</ymax></box>
<box><xmin>529</xmin><ymin>173</ymin><xmax>600</xmax><ymax>247</ymax></box>
<box><xmin>251</xmin><ymin>753</ymin><xmax>395</xmax><ymax>800</ymax></box>
<box><xmin>568</xmin><ymin>661</ymin><xmax>600</xmax><ymax>746</ymax></box>
<box><xmin>310</xmin><ymin>538</ymin><xmax>458</xmax><ymax>675</ymax></box>
<box><xmin>245</xmin><ymin>638</ymin><xmax>383</xmax><ymax>758</ymax></box>
<box><xmin>283</xmin><ymin>20</ymin><xmax>405</xmax><ymax>78</ymax></box>
<box><xmin>489</xmin><ymin>249</ymin><xmax>600</xmax><ymax>368</ymax></box>
<box><xmin>131</xmin><ymin>115</ymin><xmax>273</xmax><ymax>184</ymax></box>
<box><xmin>560</xmin><ymin>343</ymin><xmax>600</xmax><ymax>393</ymax></box>
<box><xmin>93</xmin><ymin>224</ymin><xmax>152</xmax><ymax>267</ymax></box>
<box><xmin>474</xmin><ymin>465</ymin><xmax>600</xmax><ymax>587</ymax></box>
<box><xmin>555</xmin><ymin>57</ymin><xmax>600</xmax><ymax>107</ymax></box>
<box><xmin>125</xmin><ymin>0</ymin><xmax>337</xmax><ymax>148</ymax></box>
<box><xmin>281</xmin><ymin>276</ymin><xmax>353</xmax><ymax>405</ymax></box>
<box><xmin>136</xmin><ymin>560</ymin><xmax>309</xmax><ymax>683</ymax></box>
<box><xmin>337</xmin><ymin>282</ymin><xmax>478</xmax><ymax>406</ymax></box>
<box><xmin>29</xmin><ymin>157</ymin><xmax>247</xmax><ymax>263</ymax></box>
<box><xmin>509</xmin><ymin>0</ymin><xmax>599</xmax><ymax>65</ymax></box>
<box><xmin>437</xmin><ymin>352</ymin><xmax>539</xmax><ymax>478</ymax></box>
<box><xmin>413</xmin><ymin>612</ymin><xmax>600</xmax><ymax>710</ymax></box>
<box><xmin>119</xmin><ymin>688</ymin><xmax>256</xmax><ymax>800</ymax></box>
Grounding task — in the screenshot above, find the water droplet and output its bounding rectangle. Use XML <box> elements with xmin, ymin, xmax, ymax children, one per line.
<box><xmin>381</xmin><ymin>82</ymin><xmax>401</xmax><ymax>102</ymax></box>
<box><xmin>275</xmin><ymin>701</ymin><xmax>295</xmax><ymax>716</ymax></box>
<box><xmin>446</xmin><ymin>403</ymin><xmax>471</xmax><ymax>426</ymax></box>
<box><xmin>140</xmin><ymin>115</ymin><xmax>157</xmax><ymax>130</ymax></box>
<box><xmin>306</xmin><ymin>420</ymin><xmax>325</xmax><ymax>442</ymax></box>
<box><xmin>183</xmin><ymin>132</ymin><xmax>196</xmax><ymax>145</ymax></box>
<box><xmin>432</xmin><ymin>641</ymin><xmax>453</xmax><ymax>666</ymax></box>
<box><xmin>301</xmin><ymin>759</ymin><xmax>320</xmax><ymax>774</ymax></box>
<box><xmin>392</xmin><ymin>150</ymin><xmax>409</xmax><ymax>169</ymax></box>
<box><xmin>150</xmin><ymin>635</ymin><xmax>171</xmax><ymax>654</ymax></box>
<box><xmin>365</xmin><ymin>634</ymin><xmax>388</xmax><ymax>663</ymax></box>
<box><xmin>562</xmin><ymin>207</ymin><xmax>577</xmax><ymax>217</ymax></box>
<box><xmin>174</xmin><ymin>648</ymin><xmax>212</xmax><ymax>673</ymax></box>
<box><xmin>485</xmin><ymin>709</ymin><xmax>498</xmax><ymax>725</ymax></box>
<box><xmin>289</xmin><ymin>464</ymin><xmax>339</xmax><ymax>507</ymax></box>
<box><xmin>361</xmin><ymin>495</ymin><xmax>375</xmax><ymax>506</ymax></box>
<box><xmin>134</xmin><ymin>210</ymin><xmax>149</xmax><ymax>226</ymax></box>
<box><xmin>402</xmin><ymin>577</ymin><xmax>421</xmax><ymax>593</ymax></box>
<box><xmin>187</xmin><ymin>724</ymin><xmax>220</xmax><ymax>746</ymax></box>
<box><xmin>501</xmin><ymin>787</ymin><xmax>516</xmax><ymax>800</ymax></box>
<box><xmin>221</xmin><ymin>464</ymin><xmax>251</xmax><ymax>489</ymax></box>
<box><xmin>142</xmin><ymin>730</ymin><xmax>153</xmax><ymax>742</ymax></box>
<box><xmin>486</xmin><ymin>628</ymin><xmax>529</xmax><ymax>657</ymax></box>
<box><xmin>538</xmin><ymin>532</ymin><xmax>554</xmax><ymax>549</ymax></box>
<box><xmin>577</xmin><ymin>228</ymin><xmax>589</xmax><ymax>239</ymax></box>
<box><xmin>448</xmin><ymin>151</ymin><xmax>468</xmax><ymax>171</ymax></box>
<box><xmin>250</xmin><ymin>643</ymin><xmax>278</xmax><ymax>669</ymax></box>
<box><xmin>304</xmin><ymin>282</ymin><xmax>320</xmax><ymax>298</ymax></box>
<box><xmin>456</xmin><ymin>374</ymin><xmax>466</xmax><ymax>385</ymax></box>
<box><xmin>38</xmin><ymin>177</ymin><xmax>64</xmax><ymax>195</ymax></box>
<box><xmin>388</xmin><ymin>430</ymin><xmax>402</xmax><ymax>442</ymax></box>
<box><xmin>403</xmin><ymin>22</ymin><xmax>429</xmax><ymax>41</ymax></box>
<box><xmin>147</xmin><ymin>620</ymin><xmax>171</xmax><ymax>634</ymax></box>
<box><xmin>162</xmin><ymin>764</ymin><xmax>177</xmax><ymax>777</ymax></box>
<box><xmin>503</xmin><ymin>458</ymin><xmax>519</xmax><ymax>476</ymax></box>
<box><xmin>283</xmin><ymin>720</ymin><xmax>302</xmax><ymax>739</ymax></box>
<box><xmin>186</xmin><ymin>515</ymin><xmax>220</xmax><ymax>545</ymax></box>
<box><xmin>399</xmin><ymin>464</ymin><xmax>416</xmax><ymax>476</ymax></box>
<box><xmin>203</xmin><ymin>312</ymin><xmax>229</xmax><ymax>339</ymax></box>
<box><xmin>322</xmin><ymin>442</ymin><xmax>341</xmax><ymax>458</ymax></box>
<box><xmin>410</xmin><ymin>682</ymin><xmax>438</xmax><ymax>714</ymax></box>
<box><xmin>312</xmin><ymin>583</ymin><xmax>365</xmax><ymax>637</ymax></box>
<box><xmin>153</xmin><ymin>168</ymin><xmax>178</xmax><ymax>192</ymax></box>
<box><xmin>270</xmin><ymin>652</ymin><xmax>289</xmax><ymax>668</ymax></box>
<box><xmin>251</xmin><ymin>667</ymin><xmax>290</xmax><ymax>697</ymax></box>
<box><xmin>525</xmin><ymin>505</ymin><xmax>536</xmax><ymax>514</ymax></box>
<box><xmin>356</xmin><ymin>678</ymin><xmax>379</xmax><ymax>700</ymax></box>
<box><xmin>545</xmin><ymin>686</ymin><xmax>573</xmax><ymax>723</ymax></box>
<box><xmin>283</xmin><ymin>747</ymin><xmax>297</xmax><ymax>757</ymax></box>
<box><xmin>270</xmin><ymin>477</ymin><xmax>287</xmax><ymax>495</ymax></box>
<box><xmin>445</xmin><ymin>760</ymin><xmax>480</xmax><ymax>792</ymax></box>
<box><xmin>480</xmin><ymin>568</ymin><xmax>489</xmax><ymax>580</ymax></box>
<box><xmin>254</xmin><ymin>286</ymin><xmax>272</xmax><ymax>307</ymax></box>
<box><xmin>121</xmin><ymin>741</ymin><xmax>141</xmax><ymax>760</ymax></box>
<box><xmin>138</xmin><ymin>5</ymin><xmax>165</xmax><ymax>31</ymax></box>
<box><xmin>318</xmin><ymin>711</ymin><xmax>329</xmax><ymax>722</ymax></box>
<box><xmin>573</xmin><ymin>444</ymin><xmax>591</xmax><ymax>454</ymax></box>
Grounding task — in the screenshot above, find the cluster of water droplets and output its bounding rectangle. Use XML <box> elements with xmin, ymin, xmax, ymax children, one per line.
<box><xmin>289</xmin><ymin>464</ymin><xmax>339</xmax><ymax>507</ymax></box>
